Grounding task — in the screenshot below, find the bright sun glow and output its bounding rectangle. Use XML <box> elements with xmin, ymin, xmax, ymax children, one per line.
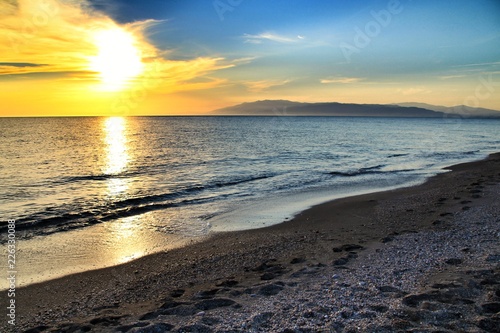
<box><xmin>90</xmin><ymin>28</ymin><xmax>144</xmax><ymax>91</ymax></box>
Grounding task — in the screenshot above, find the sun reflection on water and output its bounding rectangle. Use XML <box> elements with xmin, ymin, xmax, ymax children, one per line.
<box><xmin>103</xmin><ymin>117</ymin><xmax>129</xmax><ymax>196</ymax></box>
<box><xmin>107</xmin><ymin>215</ymin><xmax>146</xmax><ymax>264</ymax></box>
<box><xmin>104</xmin><ymin>117</ymin><xmax>128</xmax><ymax>174</ymax></box>
<box><xmin>101</xmin><ymin>117</ymin><xmax>144</xmax><ymax>264</ymax></box>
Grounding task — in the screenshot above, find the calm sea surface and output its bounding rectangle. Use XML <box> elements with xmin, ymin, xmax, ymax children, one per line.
<box><xmin>0</xmin><ymin>116</ymin><xmax>499</xmax><ymax>286</ymax></box>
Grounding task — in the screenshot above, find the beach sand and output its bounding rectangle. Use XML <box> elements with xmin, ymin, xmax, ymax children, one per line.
<box><xmin>3</xmin><ymin>153</ymin><xmax>500</xmax><ymax>332</ymax></box>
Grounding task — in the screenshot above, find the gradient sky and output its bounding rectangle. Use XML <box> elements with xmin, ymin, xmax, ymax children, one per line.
<box><xmin>1</xmin><ymin>0</ymin><xmax>499</xmax><ymax>116</ymax></box>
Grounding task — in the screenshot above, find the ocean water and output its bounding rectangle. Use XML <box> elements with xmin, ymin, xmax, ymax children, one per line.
<box><xmin>1</xmin><ymin>116</ymin><xmax>499</xmax><ymax>286</ymax></box>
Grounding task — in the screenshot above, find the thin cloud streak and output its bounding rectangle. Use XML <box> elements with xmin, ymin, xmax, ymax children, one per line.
<box><xmin>243</xmin><ymin>79</ymin><xmax>292</xmax><ymax>92</ymax></box>
<box><xmin>320</xmin><ymin>77</ymin><xmax>365</xmax><ymax>84</ymax></box>
<box><xmin>0</xmin><ymin>0</ymin><xmax>240</xmax><ymax>94</ymax></box>
<box><xmin>243</xmin><ymin>32</ymin><xmax>302</xmax><ymax>44</ymax></box>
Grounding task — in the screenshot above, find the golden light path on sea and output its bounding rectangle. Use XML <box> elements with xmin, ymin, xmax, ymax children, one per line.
<box><xmin>103</xmin><ymin>117</ymin><xmax>129</xmax><ymax>196</ymax></box>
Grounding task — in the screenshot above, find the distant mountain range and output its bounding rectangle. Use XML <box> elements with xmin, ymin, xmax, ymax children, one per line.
<box><xmin>210</xmin><ymin>100</ymin><xmax>500</xmax><ymax>118</ymax></box>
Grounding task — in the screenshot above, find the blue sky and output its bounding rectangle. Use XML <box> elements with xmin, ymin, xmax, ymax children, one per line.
<box><xmin>1</xmin><ymin>0</ymin><xmax>499</xmax><ymax>115</ymax></box>
<box><xmin>92</xmin><ymin>0</ymin><xmax>500</xmax><ymax>108</ymax></box>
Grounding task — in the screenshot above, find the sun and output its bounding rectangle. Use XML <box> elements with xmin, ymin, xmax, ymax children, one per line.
<box><xmin>89</xmin><ymin>28</ymin><xmax>144</xmax><ymax>91</ymax></box>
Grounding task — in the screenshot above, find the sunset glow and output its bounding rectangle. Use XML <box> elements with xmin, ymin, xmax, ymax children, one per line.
<box><xmin>89</xmin><ymin>28</ymin><xmax>144</xmax><ymax>91</ymax></box>
<box><xmin>0</xmin><ymin>0</ymin><xmax>499</xmax><ymax>116</ymax></box>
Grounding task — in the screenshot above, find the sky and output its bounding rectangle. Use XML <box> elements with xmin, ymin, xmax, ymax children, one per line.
<box><xmin>1</xmin><ymin>0</ymin><xmax>499</xmax><ymax>116</ymax></box>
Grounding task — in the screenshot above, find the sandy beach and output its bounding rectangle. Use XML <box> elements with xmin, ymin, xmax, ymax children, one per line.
<box><xmin>3</xmin><ymin>153</ymin><xmax>500</xmax><ymax>332</ymax></box>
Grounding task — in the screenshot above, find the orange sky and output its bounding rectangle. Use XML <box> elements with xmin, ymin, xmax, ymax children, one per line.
<box><xmin>1</xmin><ymin>0</ymin><xmax>499</xmax><ymax>116</ymax></box>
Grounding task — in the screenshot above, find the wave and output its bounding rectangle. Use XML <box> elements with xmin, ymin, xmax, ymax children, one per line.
<box><xmin>328</xmin><ymin>164</ymin><xmax>386</xmax><ymax>177</ymax></box>
<box><xmin>387</xmin><ymin>153</ymin><xmax>409</xmax><ymax>158</ymax></box>
<box><xmin>327</xmin><ymin>164</ymin><xmax>419</xmax><ymax>178</ymax></box>
<box><xmin>423</xmin><ymin>150</ymin><xmax>479</xmax><ymax>159</ymax></box>
<box><xmin>0</xmin><ymin>173</ymin><xmax>274</xmax><ymax>236</ymax></box>
<box><xmin>58</xmin><ymin>172</ymin><xmax>138</xmax><ymax>183</ymax></box>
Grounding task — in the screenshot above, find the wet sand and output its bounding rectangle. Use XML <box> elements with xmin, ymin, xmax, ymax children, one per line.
<box><xmin>3</xmin><ymin>153</ymin><xmax>500</xmax><ymax>332</ymax></box>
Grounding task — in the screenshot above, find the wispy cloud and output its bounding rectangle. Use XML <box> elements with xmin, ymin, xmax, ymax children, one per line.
<box><xmin>397</xmin><ymin>87</ymin><xmax>432</xmax><ymax>95</ymax></box>
<box><xmin>0</xmin><ymin>62</ymin><xmax>48</xmax><ymax>75</ymax></box>
<box><xmin>242</xmin><ymin>32</ymin><xmax>302</xmax><ymax>44</ymax></box>
<box><xmin>231</xmin><ymin>57</ymin><xmax>257</xmax><ymax>65</ymax></box>
<box><xmin>0</xmin><ymin>0</ymin><xmax>236</xmax><ymax>93</ymax></box>
<box><xmin>0</xmin><ymin>62</ymin><xmax>45</xmax><ymax>67</ymax></box>
<box><xmin>243</xmin><ymin>79</ymin><xmax>292</xmax><ymax>92</ymax></box>
<box><xmin>451</xmin><ymin>61</ymin><xmax>500</xmax><ymax>68</ymax></box>
<box><xmin>438</xmin><ymin>74</ymin><xmax>467</xmax><ymax>80</ymax></box>
<box><xmin>320</xmin><ymin>77</ymin><xmax>364</xmax><ymax>84</ymax></box>
<box><xmin>151</xmin><ymin>57</ymin><xmax>235</xmax><ymax>93</ymax></box>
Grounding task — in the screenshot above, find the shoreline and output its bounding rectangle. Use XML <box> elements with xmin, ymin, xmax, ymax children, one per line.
<box><xmin>0</xmin><ymin>156</ymin><xmax>454</xmax><ymax>290</ymax></box>
<box><xmin>3</xmin><ymin>152</ymin><xmax>500</xmax><ymax>332</ymax></box>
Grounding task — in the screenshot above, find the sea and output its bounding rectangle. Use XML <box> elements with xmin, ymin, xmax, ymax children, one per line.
<box><xmin>1</xmin><ymin>116</ymin><xmax>499</xmax><ymax>287</ymax></box>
